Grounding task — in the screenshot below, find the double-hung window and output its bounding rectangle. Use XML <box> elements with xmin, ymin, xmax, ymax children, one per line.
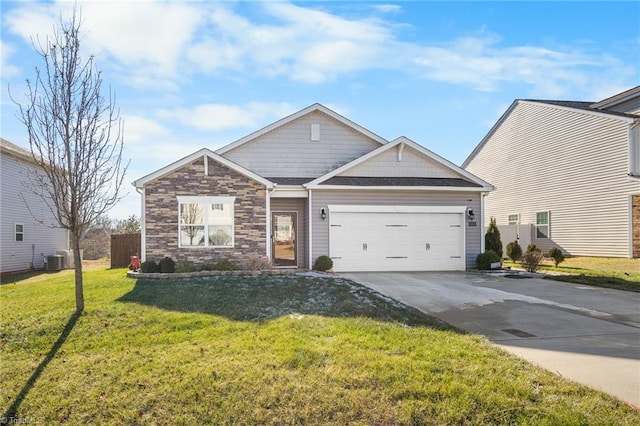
<box><xmin>508</xmin><ymin>214</ymin><xmax>520</xmax><ymax>225</ymax></box>
<box><xmin>178</xmin><ymin>196</ymin><xmax>235</xmax><ymax>248</ymax></box>
<box><xmin>15</xmin><ymin>224</ymin><xmax>24</xmax><ymax>242</ymax></box>
<box><xmin>535</xmin><ymin>211</ymin><xmax>550</xmax><ymax>239</ymax></box>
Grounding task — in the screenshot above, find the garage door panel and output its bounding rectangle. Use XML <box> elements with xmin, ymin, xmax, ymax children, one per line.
<box><xmin>329</xmin><ymin>209</ymin><xmax>465</xmax><ymax>272</ymax></box>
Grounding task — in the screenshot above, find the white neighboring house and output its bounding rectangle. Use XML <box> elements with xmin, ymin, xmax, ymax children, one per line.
<box><xmin>1</xmin><ymin>138</ymin><xmax>69</xmax><ymax>273</ymax></box>
<box><xmin>463</xmin><ymin>86</ymin><xmax>640</xmax><ymax>258</ymax></box>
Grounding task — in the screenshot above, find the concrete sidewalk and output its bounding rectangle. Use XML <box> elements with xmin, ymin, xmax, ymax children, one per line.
<box><xmin>340</xmin><ymin>272</ymin><xmax>640</xmax><ymax>407</ymax></box>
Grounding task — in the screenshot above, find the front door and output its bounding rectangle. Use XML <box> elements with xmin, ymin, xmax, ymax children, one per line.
<box><xmin>272</xmin><ymin>212</ymin><xmax>297</xmax><ymax>267</ymax></box>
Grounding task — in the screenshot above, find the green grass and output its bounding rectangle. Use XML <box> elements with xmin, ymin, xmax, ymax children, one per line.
<box><xmin>2</xmin><ymin>269</ymin><xmax>638</xmax><ymax>424</ymax></box>
<box><xmin>503</xmin><ymin>257</ymin><xmax>640</xmax><ymax>292</ymax></box>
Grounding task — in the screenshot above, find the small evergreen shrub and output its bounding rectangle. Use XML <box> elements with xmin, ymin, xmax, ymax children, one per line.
<box><xmin>313</xmin><ymin>255</ymin><xmax>333</xmax><ymax>272</ymax></box>
<box><xmin>521</xmin><ymin>244</ymin><xmax>543</xmax><ymax>272</ymax></box>
<box><xmin>506</xmin><ymin>240</ymin><xmax>523</xmax><ymax>262</ymax></box>
<box><xmin>547</xmin><ymin>247</ymin><xmax>565</xmax><ymax>268</ymax></box>
<box><xmin>159</xmin><ymin>256</ymin><xmax>176</xmax><ymax>273</ymax></box>
<box><xmin>140</xmin><ymin>260</ymin><xmax>159</xmax><ymax>273</ymax></box>
<box><xmin>212</xmin><ymin>258</ymin><xmax>236</xmax><ymax>271</ymax></box>
<box><xmin>243</xmin><ymin>255</ymin><xmax>272</xmax><ymax>271</ymax></box>
<box><xmin>485</xmin><ymin>217</ymin><xmax>503</xmax><ymax>258</ymax></box>
<box><xmin>176</xmin><ymin>262</ymin><xmax>198</xmax><ymax>273</ymax></box>
<box><xmin>476</xmin><ymin>250</ymin><xmax>501</xmax><ymax>270</ymax></box>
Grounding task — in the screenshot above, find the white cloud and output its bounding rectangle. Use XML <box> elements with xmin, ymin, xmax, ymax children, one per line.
<box><xmin>374</xmin><ymin>5</ymin><xmax>402</xmax><ymax>14</ymax></box>
<box><xmin>122</xmin><ymin>115</ymin><xmax>169</xmax><ymax>145</ymax></box>
<box><xmin>159</xmin><ymin>102</ymin><xmax>296</xmax><ymax>132</ymax></box>
<box><xmin>0</xmin><ymin>41</ymin><xmax>20</xmax><ymax>78</ymax></box>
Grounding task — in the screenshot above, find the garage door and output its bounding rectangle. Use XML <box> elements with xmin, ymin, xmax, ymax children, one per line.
<box><xmin>329</xmin><ymin>205</ymin><xmax>466</xmax><ymax>272</ymax></box>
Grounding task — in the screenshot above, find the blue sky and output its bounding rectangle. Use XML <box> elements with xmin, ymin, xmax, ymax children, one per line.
<box><xmin>2</xmin><ymin>1</ymin><xmax>638</xmax><ymax>219</ymax></box>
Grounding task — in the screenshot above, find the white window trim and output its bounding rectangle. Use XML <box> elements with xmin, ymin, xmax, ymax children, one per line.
<box><xmin>508</xmin><ymin>213</ymin><xmax>520</xmax><ymax>225</ymax></box>
<box><xmin>15</xmin><ymin>223</ymin><xmax>24</xmax><ymax>242</ymax></box>
<box><xmin>177</xmin><ymin>196</ymin><xmax>236</xmax><ymax>248</ymax></box>
<box><xmin>535</xmin><ymin>211</ymin><xmax>550</xmax><ymax>239</ymax></box>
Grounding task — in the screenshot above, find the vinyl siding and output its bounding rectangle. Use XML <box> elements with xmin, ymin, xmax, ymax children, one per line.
<box><xmin>465</xmin><ymin>101</ymin><xmax>640</xmax><ymax>257</ymax></box>
<box><xmin>270</xmin><ymin>198</ymin><xmax>308</xmax><ymax>268</ymax></box>
<box><xmin>339</xmin><ymin>145</ymin><xmax>462</xmax><ymax>178</ymax></box>
<box><xmin>604</xmin><ymin>97</ymin><xmax>640</xmax><ymax>115</ymax></box>
<box><xmin>223</xmin><ymin>111</ymin><xmax>381</xmax><ymax>178</ymax></box>
<box><xmin>1</xmin><ymin>152</ymin><xmax>68</xmax><ymax>272</ymax></box>
<box><xmin>310</xmin><ymin>190</ymin><xmax>481</xmax><ymax>269</ymax></box>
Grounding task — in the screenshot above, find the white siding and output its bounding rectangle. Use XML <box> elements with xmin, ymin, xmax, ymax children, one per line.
<box><xmin>465</xmin><ymin>101</ymin><xmax>640</xmax><ymax>257</ymax></box>
<box><xmin>340</xmin><ymin>145</ymin><xmax>462</xmax><ymax>178</ymax></box>
<box><xmin>310</xmin><ymin>190</ymin><xmax>481</xmax><ymax>269</ymax></box>
<box><xmin>223</xmin><ymin>111</ymin><xmax>381</xmax><ymax>178</ymax></box>
<box><xmin>1</xmin><ymin>152</ymin><xmax>68</xmax><ymax>273</ymax></box>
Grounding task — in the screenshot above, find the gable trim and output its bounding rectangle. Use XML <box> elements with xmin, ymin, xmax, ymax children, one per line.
<box><xmin>215</xmin><ymin>103</ymin><xmax>388</xmax><ymax>155</ymax></box>
<box><xmin>133</xmin><ymin>148</ymin><xmax>274</xmax><ymax>188</ymax></box>
<box><xmin>306</xmin><ymin>136</ymin><xmax>493</xmax><ymax>190</ymax></box>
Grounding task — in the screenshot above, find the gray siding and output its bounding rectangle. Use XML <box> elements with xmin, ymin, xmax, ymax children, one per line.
<box><xmin>223</xmin><ymin>111</ymin><xmax>381</xmax><ymax>178</ymax></box>
<box><xmin>310</xmin><ymin>190</ymin><xmax>481</xmax><ymax>269</ymax></box>
<box><xmin>605</xmin><ymin>97</ymin><xmax>640</xmax><ymax>115</ymax></box>
<box><xmin>465</xmin><ymin>101</ymin><xmax>640</xmax><ymax>257</ymax></box>
<box><xmin>340</xmin><ymin>145</ymin><xmax>462</xmax><ymax>178</ymax></box>
<box><xmin>270</xmin><ymin>198</ymin><xmax>308</xmax><ymax>269</ymax></box>
<box><xmin>1</xmin><ymin>152</ymin><xmax>68</xmax><ymax>273</ymax></box>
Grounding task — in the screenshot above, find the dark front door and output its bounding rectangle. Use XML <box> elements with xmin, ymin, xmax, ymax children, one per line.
<box><xmin>272</xmin><ymin>212</ymin><xmax>297</xmax><ymax>267</ymax></box>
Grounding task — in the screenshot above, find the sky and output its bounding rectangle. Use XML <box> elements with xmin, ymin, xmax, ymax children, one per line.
<box><xmin>2</xmin><ymin>1</ymin><xmax>638</xmax><ymax>220</ymax></box>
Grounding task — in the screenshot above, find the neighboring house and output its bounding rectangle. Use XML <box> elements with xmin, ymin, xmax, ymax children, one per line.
<box><xmin>463</xmin><ymin>86</ymin><xmax>640</xmax><ymax>258</ymax></box>
<box><xmin>134</xmin><ymin>104</ymin><xmax>493</xmax><ymax>272</ymax></box>
<box><xmin>1</xmin><ymin>138</ymin><xmax>69</xmax><ymax>273</ymax></box>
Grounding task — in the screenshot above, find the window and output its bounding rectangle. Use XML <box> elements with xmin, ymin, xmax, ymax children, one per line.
<box><xmin>15</xmin><ymin>224</ymin><xmax>24</xmax><ymax>242</ymax></box>
<box><xmin>508</xmin><ymin>214</ymin><xmax>520</xmax><ymax>225</ymax></box>
<box><xmin>535</xmin><ymin>211</ymin><xmax>549</xmax><ymax>239</ymax></box>
<box><xmin>178</xmin><ymin>197</ymin><xmax>235</xmax><ymax>248</ymax></box>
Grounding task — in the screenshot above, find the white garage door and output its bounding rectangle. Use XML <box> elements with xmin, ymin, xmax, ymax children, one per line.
<box><xmin>329</xmin><ymin>205</ymin><xmax>466</xmax><ymax>272</ymax></box>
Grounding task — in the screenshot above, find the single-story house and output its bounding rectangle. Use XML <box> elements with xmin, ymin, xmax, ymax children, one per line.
<box><xmin>463</xmin><ymin>86</ymin><xmax>640</xmax><ymax>258</ymax></box>
<box><xmin>1</xmin><ymin>138</ymin><xmax>70</xmax><ymax>274</ymax></box>
<box><xmin>134</xmin><ymin>104</ymin><xmax>493</xmax><ymax>272</ymax></box>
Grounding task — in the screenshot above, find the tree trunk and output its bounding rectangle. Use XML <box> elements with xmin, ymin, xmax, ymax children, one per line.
<box><xmin>73</xmin><ymin>236</ymin><xmax>84</xmax><ymax>313</ymax></box>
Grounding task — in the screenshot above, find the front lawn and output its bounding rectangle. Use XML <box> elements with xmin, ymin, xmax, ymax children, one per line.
<box><xmin>1</xmin><ymin>269</ymin><xmax>638</xmax><ymax>424</ymax></box>
<box><xmin>504</xmin><ymin>257</ymin><xmax>640</xmax><ymax>292</ymax></box>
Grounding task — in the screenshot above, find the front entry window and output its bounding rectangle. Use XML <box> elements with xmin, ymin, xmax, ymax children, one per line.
<box><xmin>273</xmin><ymin>213</ymin><xmax>297</xmax><ymax>267</ymax></box>
<box><xmin>178</xmin><ymin>196</ymin><xmax>235</xmax><ymax>247</ymax></box>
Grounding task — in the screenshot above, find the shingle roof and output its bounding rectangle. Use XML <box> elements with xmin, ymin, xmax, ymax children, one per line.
<box><xmin>321</xmin><ymin>176</ymin><xmax>482</xmax><ymax>187</ymax></box>
<box><xmin>265</xmin><ymin>177</ymin><xmax>312</xmax><ymax>185</ymax></box>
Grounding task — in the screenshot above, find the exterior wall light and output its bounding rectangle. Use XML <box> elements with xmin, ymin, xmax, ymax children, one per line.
<box><xmin>467</xmin><ymin>208</ymin><xmax>475</xmax><ymax>219</ymax></box>
<box><xmin>320</xmin><ymin>207</ymin><xmax>327</xmax><ymax>220</ymax></box>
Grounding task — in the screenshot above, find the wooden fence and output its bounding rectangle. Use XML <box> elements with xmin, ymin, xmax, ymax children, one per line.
<box><xmin>110</xmin><ymin>233</ymin><xmax>141</xmax><ymax>268</ymax></box>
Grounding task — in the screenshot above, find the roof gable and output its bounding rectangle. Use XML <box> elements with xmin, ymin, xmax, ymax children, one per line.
<box><xmin>308</xmin><ymin>136</ymin><xmax>492</xmax><ymax>190</ymax></box>
<box><xmin>133</xmin><ymin>148</ymin><xmax>273</xmax><ymax>188</ymax></box>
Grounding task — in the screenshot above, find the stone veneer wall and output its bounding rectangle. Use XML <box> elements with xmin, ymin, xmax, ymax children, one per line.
<box><xmin>633</xmin><ymin>195</ymin><xmax>640</xmax><ymax>258</ymax></box>
<box><xmin>144</xmin><ymin>156</ymin><xmax>267</xmax><ymax>266</ymax></box>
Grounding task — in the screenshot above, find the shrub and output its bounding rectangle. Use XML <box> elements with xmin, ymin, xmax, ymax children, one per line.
<box><xmin>547</xmin><ymin>247</ymin><xmax>565</xmax><ymax>268</ymax></box>
<box><xmin>176</xmin><ymin>262</ymin><xmax>198</xmax><ymax>273</ymax></box>
<box><xmin>243</xmin><ymin>255</ymin><xmax>272</xmax><ymax>271</ymax></box>
<box><xmin>140</xmin><ymin>260</ymin><xmax>159</xmax><ymax>273</ymax></box>
<box><xmin>313</xmin><ymin>255</ymin><xmax>333</xmax><ymax>272</ymax></box>
<box><xmin>211</xmin><ymin>258</ymin><xmax>236</xmax><ymax>271</ymax></box>
<box><xmin>485</xmin><ymin>217</ymin><xmax>503</xmax><ymax>258</ymax></box>
<box><xmin>159</xmin><ymin>256</ymin><xmax>176</xmax><ymax>273</ymax></box>
<box><xmin>506</xmin><ymin>240</ymin><xmax>523</xmax><ymax>262</ymax></box>
<box><xmin>476</xmin><ymin>250</ymin><xmax>501</xmax><ymax>270</ymax></box>
<box><xmin>521</xmin><ymin>244</ymin><xmax>543</xmax><ymax>272</ymax></box>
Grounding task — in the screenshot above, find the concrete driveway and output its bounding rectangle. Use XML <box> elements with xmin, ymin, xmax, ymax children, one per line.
<box><xmin>339</xmin><ymin>271</ymin><xmax>640</xmax><ymax>407</ymax></box>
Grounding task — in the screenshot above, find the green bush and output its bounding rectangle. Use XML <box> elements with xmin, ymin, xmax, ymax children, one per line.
<box><xmin>526</xmin><ymin>243</ymin><xmax>540</xmax><ymax>254</ymax></box>
<box><xmin>476</xmin><ymin>250</ymin><xmax>501</xmax><ymax>270</ymax></box>
<box><xmin>313</xmin><ymin>255</ymin><xmax>333</xmax><ymax>272</ymax></box>
<box><xmin>547</xmin><ymin>247</ymin><xmax>565</xmax><ymax>268</ymax></box>
<box><xmin>159</xmin><ymin>256</ymin><xmax>176</xmax><ymax>273</ymax></box>
<box><xmin>140</xmin><ymin>260</ymin><xmax>159</xmax><ymax>273</ymax></box>
<box><xmin>211</xmin><ymin>258</ymin><xmax>236</xmax><ymax>271</ymax></box>
<box><xmin>506</xmin><ymin>240</ymin><xmax>523</xmax><ymax>262</ymax></box>
<box><xmin>484</xmin><ymin>217</ymin><xmax>503</xmax><ymax>258</ymax></box>
<box><xmin>176</xmin><ymin>262</ymin><xmax>198</xmax><ymax>273</ymax></box>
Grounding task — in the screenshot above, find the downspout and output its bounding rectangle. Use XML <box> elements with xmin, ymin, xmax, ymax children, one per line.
<box><xmin>480</xmin><ymin>191</ymin><xmax>488</xmax><ymax>253</ymax></box>
<box><xmin>308</xmin><ymin>189</ymin><xmax>313</xmax><ymax>269</ymax></box>
<box><xmin>266</xmin><ymin>184</ymin><xmax>277</xmax><ymax>260</ymax></box>
<box><xmin>136</xmin><ymin>186</ymin><xmax>146</xmax><ymax>261</ymax></box>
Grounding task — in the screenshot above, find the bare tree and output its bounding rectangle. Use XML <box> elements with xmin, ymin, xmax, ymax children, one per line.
<box><xmin>11</xmin><ymin>8</ymin><xmax>128</xmax><ymax>313</ymax></box>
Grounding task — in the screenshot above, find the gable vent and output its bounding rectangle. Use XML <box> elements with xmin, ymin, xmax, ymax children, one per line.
<box><xmin>311</xmin><ymin>123</ymin><xmax>320</xmax><ymax>141</ymax></box>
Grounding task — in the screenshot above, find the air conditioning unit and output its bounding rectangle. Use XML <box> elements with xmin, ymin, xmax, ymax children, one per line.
<box><xmin>47</xmin><ymin>255</ymin><xmax>64</xmax><ymax>271</ymax></box>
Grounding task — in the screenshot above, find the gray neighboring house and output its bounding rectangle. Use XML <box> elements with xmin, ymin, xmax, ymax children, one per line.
<box><xmin>1</xmin><ymin>138</ymin><xmax>69</xmax><ymax>273</ymax></box>
<box><xmin>134</xmin><ymin>103</ymin><xmax>493</xmax><ymax>272</ymax></box>
<box><xmin>463</xmin><ymin>86</ymin><xmax>640</xmax><ymax>258</ymax></box>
